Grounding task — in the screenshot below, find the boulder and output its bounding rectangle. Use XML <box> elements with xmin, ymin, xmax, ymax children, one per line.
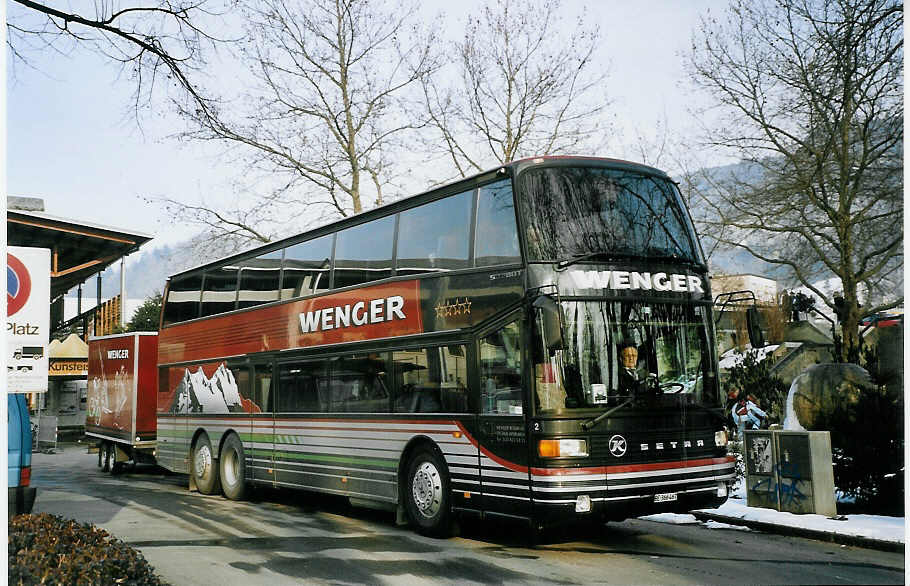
<box><xmin>783</xmin><ymin>363</ymin><xmax>876</xmax><ymax>430</ymax></box>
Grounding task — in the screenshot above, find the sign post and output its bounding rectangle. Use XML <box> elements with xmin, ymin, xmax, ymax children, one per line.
<box><xmin>7</xmin><ymin>247</ymin><xmax>51</xmax><ymax>394</ymax></box>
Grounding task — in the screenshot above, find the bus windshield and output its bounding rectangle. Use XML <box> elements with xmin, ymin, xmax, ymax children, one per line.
<box><xmin>519</xmin><ymin>166</ymin><xmax>700</xmax><ymax>263</ymax></box>
<box><xmin>532</xmin><ymin>300</ymin><xmax>719</xmax><ymax>413</ymax></box>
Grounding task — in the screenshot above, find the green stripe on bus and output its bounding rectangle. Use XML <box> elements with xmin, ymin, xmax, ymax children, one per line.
<box><xmin>249</xmin><ymin>448</ymin><xmax>397</xmax><ymax>469</ymax></box>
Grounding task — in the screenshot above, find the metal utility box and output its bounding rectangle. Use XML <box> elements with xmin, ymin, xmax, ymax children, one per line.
<box><xmin>744</xmin><ymin>430</ymin><xmax>836</xmax><ymax>516</ymax></box>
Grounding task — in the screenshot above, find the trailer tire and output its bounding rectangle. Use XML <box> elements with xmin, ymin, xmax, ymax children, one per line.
<box><xmin>404</xmin><ymin>446</ymin><xmax>453</xmax><ymax>537</ymax></box>
<box><xmin>219</xmin><ymin>433</ymin><xmax>247</xmax><ymax>501</ymax></box>
<box><xmin>192</xmin><ymin>434</ymin><xmax>221</xmax><ymax>495</ymax></box>
<box><xmin>97</xmin><ymin>443</ymin><xmax>104</xmax><ymax>468</ymax></box>
<box><xmin>101</xmin><ymin>441</ymin><xmax>111</xmax><ymax>472</ymax></box>
<box><xmin>109</xmin><ymin>444</ymin><xmax>122</xmax><ymax>475</ymax></box>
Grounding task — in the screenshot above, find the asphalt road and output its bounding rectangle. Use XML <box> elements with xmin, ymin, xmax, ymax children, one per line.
<box><xmin>27</xmin><ymin>445</ymin><xmax>905</xmax><ymax>585</ymax></box>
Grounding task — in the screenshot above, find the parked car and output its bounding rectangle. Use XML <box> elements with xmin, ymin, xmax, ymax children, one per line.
<box><xmin>8</xmin><ymin>394</ymin><xmax>37</xmax><ymax>517</ymax></box>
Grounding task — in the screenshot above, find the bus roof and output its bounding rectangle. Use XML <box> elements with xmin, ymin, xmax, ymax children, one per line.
<box><xmin>166</xmin><ymin>156</ymin><xmax>673</xmax><ymax>281</ymax></box>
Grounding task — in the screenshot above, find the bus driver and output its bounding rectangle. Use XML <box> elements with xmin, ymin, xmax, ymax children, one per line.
<box><xmin>618</xmin><ymin>342</ymin><xmax>655</xmax><ymax>395</ymax></box>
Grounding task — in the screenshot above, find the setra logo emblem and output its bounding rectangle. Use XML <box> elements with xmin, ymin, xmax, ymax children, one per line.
<box><xmin>608</xmin><ymin>434</ymin><xmax>627</xmax><ymax>457</ymax></box>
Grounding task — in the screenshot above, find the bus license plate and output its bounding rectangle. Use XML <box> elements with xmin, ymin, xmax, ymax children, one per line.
<box><xmin>654</xmin><ymin>492</ymin><xmax>678</xmax><ymax>503</ymax></box>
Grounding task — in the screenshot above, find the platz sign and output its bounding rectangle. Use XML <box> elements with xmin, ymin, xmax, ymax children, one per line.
<box><xmin>7</xmin><ymin>247</ymin><xmax>50</xmax><ymax>393</ymax></box>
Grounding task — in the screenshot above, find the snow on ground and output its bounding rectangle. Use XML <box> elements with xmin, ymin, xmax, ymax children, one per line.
<box><xmin>686</xmin><ymin>497</ymin><xmax>905</xmax><ymax>544</ymax></box>
<box><xmin>640</xmin><ymin>513</ymin><xmax>700</xmax><ymax>525</ymax></box>
<box><xmin>640</xmin><ymin>512</ymin><xmax>755</xmax><ymax>532</ymax></box>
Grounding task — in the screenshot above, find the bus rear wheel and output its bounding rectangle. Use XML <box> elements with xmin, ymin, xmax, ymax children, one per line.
<box><xmin>192</xmin><ymin>434</ymin><xmax>221</xmax><ymax>495</ymax></box>
<box><xmin>404</xmin><ymin>447</ymin><xmax>452</xmax><ymax>537</ymax></box>
<box><xmin>219</xmin><ymin>433</ymin><xmax>247</xmax><ymax>501</ymax></box>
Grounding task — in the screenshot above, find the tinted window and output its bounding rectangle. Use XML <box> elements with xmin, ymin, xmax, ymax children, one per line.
<box><xmin>201</xmin><ymin>266</ymin><xmax>239</xmax><ymax>317</ymax></box>
<box><xmin>253</xmin><ymin>364</ymin><xmax>273</xmax><ymax>413</ymax></box>
<box><xmin>475</xmin><ymin>180</ymin><xmax>521</xmax><ymax>266</ymax></box>
<box><xmin>392</xmin><ymin>345</ymin><xmax>469</xmax><ymax>413</ymax></box>
<box><xmin>327</xmin><ymin>353</ymin><xmax>390</xmax><ymax>413</ymax></box>
<box><xmin>397</xmin><ymin>191</ymin><xmax>472</xmax><ymax>274</ymax></box>
<box><xmin>162</xmin><ymin>275</ymin><xmax>202</xmax><ymax>326</ymax></box>
<box><xmin>277</xmin><ymin>361</ymin><xmax>329</xmax><ymax>413</ymax></box>
<box><xmin>282</xmin><ymin>235</ymin><xmax>333</xmax><ymax>300</ymax></box>
<box><xmin>519</xmin><ymin>167</ymin><xmax>698</xmax><ymax>262</ymax></box>
<box><xmin>334</xmin><ymin>217</ymin><xmax>395</xmax><ymax>288</ymax></box>
<box><xmin>480</xmin><ymin>320</ymin><xmax>522</xmax><ymax>415</ymax></box>
<box><xmin>229</xmin><ymin>365</ymin><xmax>253</xmax><ymax>412</ymax></box>
<box><xmin>238</xmin><ymin>249</ymin><xmax>283</xmax><ymax>309</ymax></box>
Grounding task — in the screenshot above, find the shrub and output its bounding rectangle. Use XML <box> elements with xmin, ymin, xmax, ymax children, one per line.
<box><xmin>725</xmin><ymin>348</ymin><xmax>788</xmax><ymax>424</ymax></box>
<box><xmin>8</xmin><ymin>513</ymin><xmax>163</xmax><ymax>585</ymax></box>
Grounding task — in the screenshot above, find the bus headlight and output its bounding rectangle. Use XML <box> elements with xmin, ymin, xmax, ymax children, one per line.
<box><xmin>715</xmin><ymin>430</ymin><xmax>728</xmax><ymax>447</ymax></box>
<box><xmin>538</xmin><ymin>439</ymin><xmax>588</xmax><ymax>458</ymax></box>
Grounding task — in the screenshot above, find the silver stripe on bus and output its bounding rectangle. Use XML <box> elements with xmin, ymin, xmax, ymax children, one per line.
<box><xmin>608</xmin><ymin>473</ymin><xmax>735</xmax><ymax>491</ymax></box>
<box><xmin>481</xmin><ymin>481</ymin><xmax>530</xmax><ymax>491</ymax></box>
<box><xmin>445</xmin><ymin>455</ymin><xmax>479</xmax><ymax>465</ymax></box>
<box><xmin>482</xmin><ymin>493</ymin><xmax>532</xmax><ymax>502</ymax></box>
<box><xmin>449</xmin><ymin>466</ymin><xmax>480</xmax><ymax>476</ymax></box>
<box><xmin>481</xmin><ymin>469</ymin><xmax>529</xmax><ymax>480</ymax></box>
<box><xmin>532</xmin><ymin>473</ymin><xmax>608</xmax><ymax>483</ymax></box>
<box><xmin>607</xmin><ymin>462</ymin><xmax>734</xmax><ymax>480</ymax></box>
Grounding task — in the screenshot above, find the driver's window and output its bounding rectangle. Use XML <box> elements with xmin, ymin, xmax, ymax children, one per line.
<box><xmin>480</xmin><ymin>320</ymin><xmax>522</xmax><ymax>415</ymax></box>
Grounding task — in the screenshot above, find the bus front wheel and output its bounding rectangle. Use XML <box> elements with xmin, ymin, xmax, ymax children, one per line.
<box><xmin>192</xmin><ymin>434</ymin><xmax>221</xmax><ymax>495</ymax></box>
<box><xmin>219</xmin><ymin>433</ymin><xmax>247</xmax><ymax>501</ymax></box>
<box><xmin>404</xmin><ymin>447</ymin><xmax>452</xmax><ymax>537</ymax></box>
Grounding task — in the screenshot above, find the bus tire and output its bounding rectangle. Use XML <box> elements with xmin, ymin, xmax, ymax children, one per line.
<box><xmin>404</xmin><ymin>446</ymin><xmax>452</xmax><ymax>537</ymax></box>
<box><xmin>101</xmin><ymin>441</ymin><xmax>111</xmax><ymax>472</ymax></box>
<box><xmin>192</xmin><ymin>434</ymin><xmax>221</xmax><ymax>496</ymax></box>
<box><xmin>219</xmin><ymin>433</ymin><xmax>247</xmax><ymax>501</ymax></box>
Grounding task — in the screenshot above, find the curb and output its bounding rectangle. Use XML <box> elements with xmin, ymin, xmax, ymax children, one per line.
<box><xmin>691</xmin><ymin>511</ymin><xmax>904</xmax><ymax>553</ymax></box>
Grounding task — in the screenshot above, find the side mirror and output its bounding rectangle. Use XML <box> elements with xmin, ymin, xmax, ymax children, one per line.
<box><xmin>746</xmin><ymin>307</ymin><xmax>765</xmax><ymax>348</ymax></box>
<box><xmin>533</xmin><ymin>295</ymin><xmax>564</xmax><ymax>353</ymax></box>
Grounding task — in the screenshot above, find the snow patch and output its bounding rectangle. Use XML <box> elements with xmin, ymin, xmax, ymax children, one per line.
<box><xmin>698</xmin><ymin>498</ymin><xmax>905</xmax><ymax>544</ymax></box>
<box><xmin>640</xmin><ymin>513</ymin><xmax>700</xmax><ymax>525</ymax></box>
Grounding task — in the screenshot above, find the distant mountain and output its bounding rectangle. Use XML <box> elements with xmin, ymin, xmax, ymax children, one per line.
<box><xmin>66</xmin><ymin>240</ymin><xmax>223</xmax><ymax>302</ymax></box>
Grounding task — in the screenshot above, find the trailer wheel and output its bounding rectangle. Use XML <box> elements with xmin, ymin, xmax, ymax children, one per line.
<box><xmin>404</xmin><ymin>446</ymin><xmax>453</xmax><ymax>537</ymax></box>
<box><xmin>108</xmin><ymin>443</ymin><xmax>122</xmax><ymax>475</ymax></box>
<box><xmin>219</xmin><ymin>433</ymin><xmax>247</xmax><ymax>501</ymax></box>
<box><xmin>192</xmin><ymin>434</ymin><xmax>221</xmax><ymax>495</ymax></box>
<box><xmin>101</xmin><ymin>441</ymin><xmax>111</xmax><ymax>472</ymax></box>
<box><xmin>97</xmin><ymin>443</ymin><xmax>104</xmax><ymax>468</ymax></box>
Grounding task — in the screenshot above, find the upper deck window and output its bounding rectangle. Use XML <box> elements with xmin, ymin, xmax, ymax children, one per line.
<box><xmin>397</xmin><ymin>190</ymin><xmax>472</xmax><ymax>274</ymax></box>
<box><xmin>282</xmin><ymin>235</ymin><xmax>333</xmax><ymax>299</ymax></box>
<box><xmin>519</xmin><ymin>167</ymin><xmax>698</xmax><ymax>263</ymax></box>
<box><xmin>334</xmin><ymin>216</ymin><xmax>395</xmax><ymax>289</ymax></box>
<box><xmin>475</xmin><ymin>179</ymin><xmax>521</xmax><ymax>267</ymax></box>
<box><xmin>237</xmin><ymin>249</ymin><xmax>283</xmax><ymax>309</ymax></box>
<box><xmin>162</xmin><ymin>275</ymin><xmax>202</xmax><ymax>326</ymax></box>
<box><xmin>201</xmin><ymin>266</ymin><xmax>239</xmax><ymax>317</ymax></box>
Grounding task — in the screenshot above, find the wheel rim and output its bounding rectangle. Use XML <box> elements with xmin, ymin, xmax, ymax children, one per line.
<box><xmin>195</xmin><ymin>443</ymin><xmax>212</xmax><ymax>480</ymax></box>
<box><xmin>223</xmin><ymin>448</ymin><xmax>239</xmax><ymax>487</ymax></box>
<box><xmin>412</xmin><ymin>461</ymin><xmax>442</xmax><ymax>519</ymax></box>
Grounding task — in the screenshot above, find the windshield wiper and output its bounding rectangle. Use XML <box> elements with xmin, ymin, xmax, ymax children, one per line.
<box><xmin>555</xmin><ymin>251</ymin><xmax>619</xmax><ymax>271</ymax></box>
<box><xmin>580</xmin><ymin>398</ymin><xmax>634</xmax><ymax>431</ymax></box>
<box><xmin>555</xmin><ymin>249</ymin><xmax>705</xmax><ymax>272</ymax></box>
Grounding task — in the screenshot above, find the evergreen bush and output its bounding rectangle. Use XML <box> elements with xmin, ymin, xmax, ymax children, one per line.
<box><xmin>8</xmin><ymin>513</ymin><xmax>163</xmax><ymax>585</ymax></box>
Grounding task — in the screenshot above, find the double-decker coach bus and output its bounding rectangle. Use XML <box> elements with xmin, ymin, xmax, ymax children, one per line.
<box><xmin>156</xmin><ymin>156</ymin><xmax>733</xmax><ymax>536</ymax></box>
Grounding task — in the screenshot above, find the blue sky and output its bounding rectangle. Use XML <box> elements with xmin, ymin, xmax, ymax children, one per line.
<box><xmin>6</xmin><ymin>1</ymin><xmax>729</xmax><ymax>253</ymax></box>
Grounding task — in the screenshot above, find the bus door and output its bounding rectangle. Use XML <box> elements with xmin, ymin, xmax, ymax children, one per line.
<box><xmin>250</xmin><ymin>362</ymin><xmax>275</xmax><ymax>486</ymax></box>
<box><xmin>475</xmin><ymin>317</ymin><xmax>532</xmax><ymax>520</ymax></box>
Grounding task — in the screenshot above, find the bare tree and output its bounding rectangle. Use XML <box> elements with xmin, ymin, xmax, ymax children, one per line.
<box><xmin>7</xmin><ymin>0</ymin><xmax>225</xmax><ymax>117</ymax></box>
<box><xmin>422</xmin><ymin>0</ymin><xmax>609</xmax><ymax>178</ymax></box>
<box><xmin>687</xmin><ymin>0</ymin><xmax>902</xmax><ymax>361</ymax></box>
<box><xmin>169</xmin><ymin>0</ymin><xmax>437</xmax><ymax>246</ymax></box>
